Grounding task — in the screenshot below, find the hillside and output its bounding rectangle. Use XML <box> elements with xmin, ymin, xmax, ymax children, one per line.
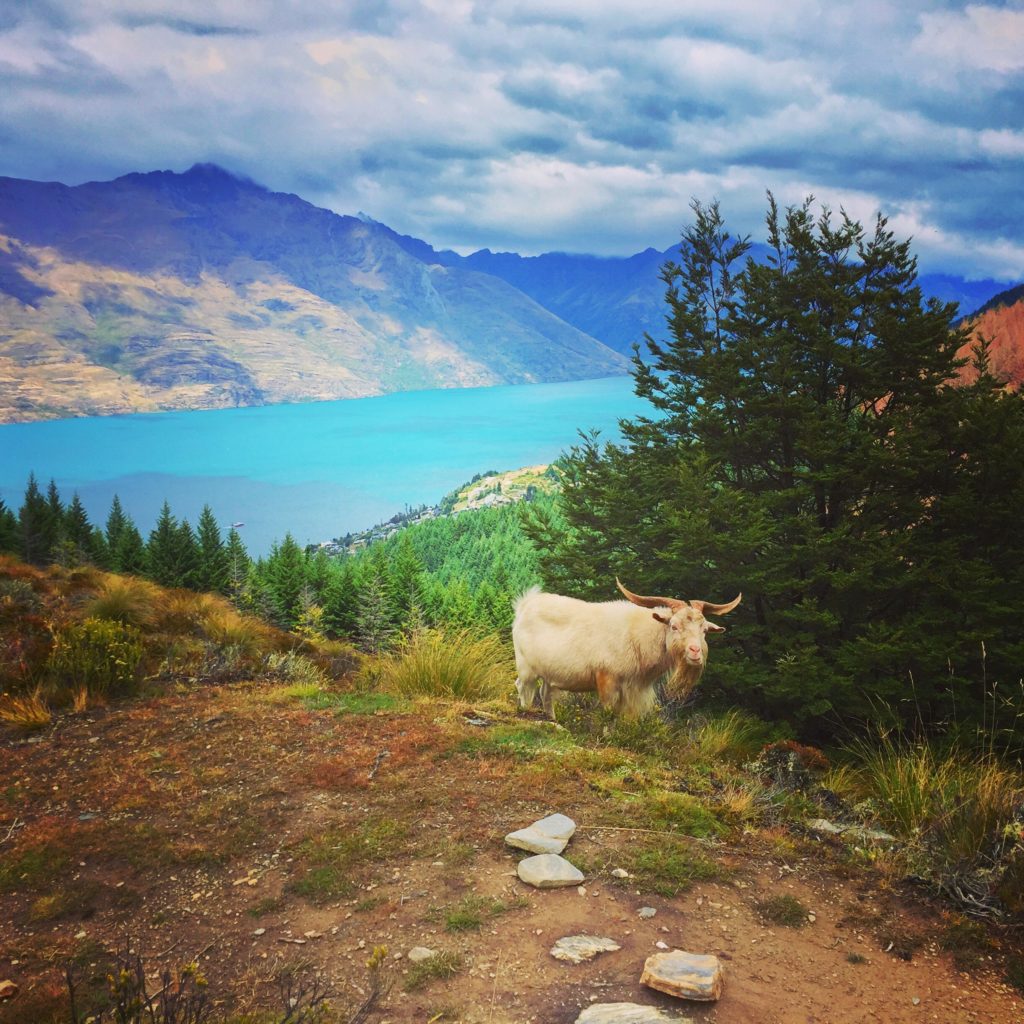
<box><xmin>959</xmin><ymin>284</ymin><xmax>1024</xmax><ymax>389</ymax></box>
<box><xmin>1</xmin><ymin>556</ymin><xmax>1023</xmax><ymax>1023</ymax></box>
<box><xmin>0</xmin><ymin>166</ymin><xmax>627</xmax><ymax>422</ymax></box>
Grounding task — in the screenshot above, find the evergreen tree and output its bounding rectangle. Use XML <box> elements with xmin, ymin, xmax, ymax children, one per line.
<box><xmin>18</xmin><ymin>473</ymin><xmax>52</xmax><ymax>565</ymax></box>
<box><xmin>323</xmin><ymin>559</ymin><xmax>360</xmax><ymax>638</ymax></box>
<box><xmin>115</xmin><ymin>523</ymin><xmax>148</xmax><ymax>576</ymax></box>
<box><xmin>356</xmin><ymin>557</ymin><xmax>397</xmax><ymax>653</ymax></box>
<box><xmin>175</xmin><ymin>519</ymin><xmax>202</xmax><ymax>590</ymax></box>
<box><xmin>61</xmin><ymin>493</ymin><xmax>93</xmax><ymax>565</ymax></box>
<box><xmin>0</xmin><ymin>497</ymin><xmax>19</xmax><ymax>554</ymax></box>
<box><xmin>387</xmin><ymin>534</ymin><xmax>427</xmax><ymax>634</ymax></box>
<box><xmin>196</xmin><ymin>505</ymin><xmax>230</xmax><ymax>594</ymax></box>
<box><xmin>264</xmin><ymin>533</ymin><xmax>308</xmax><ymax>627</ymax></box>
<box><xmin>105</xmin><ymin>496</ymin><xmax>129</xmax><ymax>557</ymax></box>
<box><xmin>146</xmin><ymin>501</ymin><xmax>182</xmax><ymax>587</ymax></box>
<box><xmin>225</xmin><ymin>528</ymin><xmax>251</xmax><ymax>600</ymax></box>
<box><xmin>530</xmin><ymin>197</ymin><xmax>1023</xmax><ymax>736</ymax></box>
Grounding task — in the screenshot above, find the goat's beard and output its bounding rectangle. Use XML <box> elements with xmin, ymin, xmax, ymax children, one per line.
<box><xmin>666</xmin><ymin>659</ymin><xmax>704</xmax><ymax>700</ymax></box>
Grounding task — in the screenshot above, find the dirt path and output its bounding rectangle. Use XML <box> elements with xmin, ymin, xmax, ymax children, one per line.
<box><xmin>1</xmin><ymin>684</ymin><xmax>1021</xmax><ymax>1023</ymax></box>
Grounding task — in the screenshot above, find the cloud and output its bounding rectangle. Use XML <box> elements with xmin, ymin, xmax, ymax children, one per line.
<box><xmin>0</xmin><ymin>1</ymin><xmax>1021</xmax><ymax>279</ymax></box>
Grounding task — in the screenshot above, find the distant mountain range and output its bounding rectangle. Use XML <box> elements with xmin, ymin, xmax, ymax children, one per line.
<box><xmin>0</xmin><ymin>163</ymin><xmax>1016</xmax><ymax>421</ymax></box>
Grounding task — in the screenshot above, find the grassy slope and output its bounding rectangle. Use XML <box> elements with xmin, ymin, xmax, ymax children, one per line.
<box><xmin>1</xmin><ymin>557</ymin><xmax>1023</xmax><ymax>1023</ymax></box>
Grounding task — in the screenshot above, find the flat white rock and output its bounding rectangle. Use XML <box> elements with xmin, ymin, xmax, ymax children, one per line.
<box><xmin>506</xmin><ymin>827</ymin><xmax>568</xmax><ymax>855</ymax></box>
<box><xmin>506</xmin><ymin>813</ymin><xmax>577</xmax><ymax>854</ymax></box>
<box><xmin>641</xmin><ymin>950</ymin><xmax>724</xmax><ymax>1001</ymax></box>
<box><xmin>551</xmin><ymin>935</ymin><xmax>622</xmax><ymax>964</ymax></box>
<box><xmin>575</xmin><ymin>1003</ymin><xmax>694</xmax><ymax>1024</ymax></box>
<box><xmin>407</xmin><ymin>946</ymin><xmax>436</xmax><ymax>963</ymax></box>
<box><xmin>517</xmin><ymin>853</ymin><xmax>585</xmax><ymax>888</ymax></box>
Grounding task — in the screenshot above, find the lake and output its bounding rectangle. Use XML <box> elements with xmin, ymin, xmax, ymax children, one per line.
<box><xmin>0</xmin><ymin>376</ymin><xmax>650</xmax><ymax>554</ymax></box>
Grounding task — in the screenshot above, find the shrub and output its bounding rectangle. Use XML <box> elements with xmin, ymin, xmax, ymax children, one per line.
<box><xmin>755</xmin><ymin>894</ymin><xmax>809</xmax><ymax>927</ymax></box>
<box><xmin>48</xmin><ymin>617</ymin><xmax>144</xmax><ymax>698</ymax></box>
<box><xmin>403</xmin><ymin>950</ymin><xmax>463</xmax><ymax>992</ymax></box>
<box><xmin>371</xmin><ymin>627</ymin><xmax>513</xmax><ymax>701</ymax></box>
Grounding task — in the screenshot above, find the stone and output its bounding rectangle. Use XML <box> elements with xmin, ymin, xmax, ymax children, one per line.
<box><xmin>0</xmin><ymin>981</ymin><xmax>17</xmax><ymax>1001</ymax></box>
<box><xmin>807</xmin><ymin>818</ymin><xmax>895</xmax><ymax>843</ymax></box>
<box><xmin>611</xmin><ymin>868</ymin><xmax>630</xmax><ymax>878</ymax></box>
<box><xmin>641</xmin><ymin>951</ymin><xmax>724</xmax><ymax>1002</ymax></box>
<box><xmin>575</xmin><ymin>1003</ymin><xmax>694</xmax><ymax>1024</ymax></box>
<box><xmin>506</xmin><ymin>813</ymin><xmax>577</xmax><ymax>855</ymax></box>
<box><xmin>637</xmin><ymin>907</ymin><xmax>657</xmax><ymax>919</ymax></box>
<box><xmin>550</xmin><ymin>935</ymin><xmax>622</xmax><ymax>964</ymax></box>
<box><xmin>408</xmin><ymin>947</ymin><xmax>436</xmax><ymax>963</ymax></box>
<box><xmin>517</xmin><ymin>854</ymin><xmax>585</xmax><ymax>888</ymax></box>
<box><xmin>506</xmin><ymin>827</ymin><xmax>568</xmax><ymax>855</ymax></box>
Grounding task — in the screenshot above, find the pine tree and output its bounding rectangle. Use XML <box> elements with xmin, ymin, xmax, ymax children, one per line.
<box><xmin>105</xmin><ymin>496</ymin><xmax>129</xmax><ymax>557</ymax></box>
<box><xmin>323</xmin><ymin>559</ymin><xmax>359</xmax><ymax>638</ymax></box>
<box><xmin>115</xmin><ymin>523</ymin><xmax>148</xmax><ymax>576</ymax></box>
<box><xmin>175</xmin><ymin>519</ymin><xmax>202</xmax><ymax>590</ymax></box>
<box><xmin>62</xmin><ymin>494</ymin><xmax>93</xmax><ymax>565</ymax></box>
<box><xmin>224</xmin><ymin>528</ymin><xmax>251</xmax><ymax>600</ymax></box>
<box><xmin>18</xmin><ymin>473</ymin><xmax>52</xmax><ymax>565</ymax></box>
<box><xmin>356</xmin><ymin>556</ymin><xmax>397</xmax><ymax>653</ymax></box>
<box><xmin>387</xmin><ymin>534</ymin><xmax>427</xmax><ymax>634</ymax></box>
<box><xmin>531</xmin><ymin>196</ymin><xmax>1022</xmax><ymax>736</ymax></box>
<box><xmin>196</xmin><ymin>505</ymin><xmax>230</xmax><ymax>594</ymax></box>
<box><xmin>146</xmin><ymin>501</ymin><xmax>181</xmax><ymax>587</ymax></box>
<box><xmin>264</xmin><ymin>533</ymin><xmax>308</xmax><ymax>628</ymax></box>
<box><xmin>0</xmin><ymin>497</ymin><xmax>19</xmax><ymax>554</ymax></box>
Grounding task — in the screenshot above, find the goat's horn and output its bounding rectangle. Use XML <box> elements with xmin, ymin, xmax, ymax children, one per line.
<box><xmin>616</xmin><ymin>578</ymin><xmax>685</xmax><ymax>610</ymax></box>
<box><xmin>690</xmin><ymin>594</ymin><xmax>742</xmax><ymax>616</ymax></box>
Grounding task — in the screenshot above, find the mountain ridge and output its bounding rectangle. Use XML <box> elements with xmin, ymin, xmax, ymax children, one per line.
<box><xmin>0</xmin><ymin>165</ymin><xmax>627</xmax><ymax>422</ymax></box>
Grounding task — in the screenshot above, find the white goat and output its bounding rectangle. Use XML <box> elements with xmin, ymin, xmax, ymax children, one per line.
<box><xmin>513</xmin><ymin>579</ymin><xmax>741</xmax><ymax>719</ymax></box>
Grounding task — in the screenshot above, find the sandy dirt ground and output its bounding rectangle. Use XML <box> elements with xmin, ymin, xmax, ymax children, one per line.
<box><xmin>1</xmin><ymin>685</ymin><xmax>1021</xmax><ymax>1024</ymax></box>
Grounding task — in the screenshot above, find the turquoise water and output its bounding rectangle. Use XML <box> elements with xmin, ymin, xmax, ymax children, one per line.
<box><xmin>0</xmin><ymin>377</ymin><xmax>648</xmax><ymax>554</ymax></box>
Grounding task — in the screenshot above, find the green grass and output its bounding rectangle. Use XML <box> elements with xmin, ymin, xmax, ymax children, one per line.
<box><xmin>454</xmin><ymin>723</ymin><xmax>576</xmax><ymax>760</ymax></box>
<box><xmin>607</xmin><ymin>836</ymin><xmax>720</xmax><ymax>897</ymax></box>
<box><xmin>754</xmin><ymin>894</ymin><xmax>808</xmax><ymax>927</ymax></box>
<box><xmin>371</xmin><ymin>627</ymin><xmax>513</xmax><ymax>701</ymax></box>
<box><xmin>287</xmin><ymin>818</ymin><xmax>408</xmax><ymax>905</ymax></box>
<box><xmin>403</xmin><ymin>950</ymin><xmax>464</xmax><ymax>992</ymax></box>
<box><xmin>429</xmin><ymin>894</ymin><xmax>529</xmax><ymax>932</ymax></box>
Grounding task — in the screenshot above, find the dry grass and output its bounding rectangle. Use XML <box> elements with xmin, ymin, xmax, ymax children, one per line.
<box><xmin>85</xmin><ymin>576</ymin><xmax>160</xmax><ymax>628</ymax></box>
<box><xmin>0</xmin><ymin>687</ymin><xmax>52</xmax><ymax>730</ymax></box>
<box><xmin>371</xmin><ymin>627</ymin><xmax>513</xmax><ymax>701</ymax></box>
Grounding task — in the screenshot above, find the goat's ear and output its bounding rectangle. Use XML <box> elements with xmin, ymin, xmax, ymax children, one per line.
<box><xmin>705</xmin><ymin>622</ymin><xmax>726</xmax><ymax>633</ymax></box>
<box><xmin>653</xmin><ymin>611</ymin><xmax>670</xmax><ymax>625</ymax></box>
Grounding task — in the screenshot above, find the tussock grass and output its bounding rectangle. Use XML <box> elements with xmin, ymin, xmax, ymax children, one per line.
<box><xmin>86</xmin><ymin>576</ymin><xmax>159</xmax><ymax>628</ymax></box>
<box><xmin>201</xmin><ymin>606</ymin><xmax>271</xmax><ymax>656</ymax></box>
<box><xmin>0</xmin><ymin>687</ymin><xmax>51</xmax><ymax>731</ymax></box>
<box><xmin>265</xmin><ymin>651</ymin><xmax>328</xmax><ymax>688</ymax></box>
<box><xmin>848</xmin><ymin>734</ymin><xmax>1023</xmax><ymax>869</ymax></box>
<box><xmin>403</xmin><ymin>950</ymin><xmax>463</xmax><ymax>992</ymax></box>
<box><xmin>683</xmin><ymin>710</ymin><xmax>767</xmax><ymax>763</ymax></box>
<box><xmin>371</xmin><ymin>627</ymin><xmax>513</xmax><ymax>701</ymax></box>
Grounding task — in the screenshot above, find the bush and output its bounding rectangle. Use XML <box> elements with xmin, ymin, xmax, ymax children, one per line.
<box><xmin>371</xmin><ymin>627</ymin><xmax>513</xmax><ymax>701</ymax></box>
<box><xmin>48</xmin><ymin>617</ymin><xmax>144</xmax><ymax>698</ymax></box>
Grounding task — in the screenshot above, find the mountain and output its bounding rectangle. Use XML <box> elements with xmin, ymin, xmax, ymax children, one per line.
<box><xmin>386</xmin><ymin>227</ymin><xmax>1010</xmax><ymax>358</ymax></box>
<box><xmin>958</xmin><ymin>283</ymin><xmax>1024</xmax><ymax>389</ymax></box>
<box><xmin>0</xmin><ymin>165</ymin><xmax>627</xmax><ymax>422</ymax></box>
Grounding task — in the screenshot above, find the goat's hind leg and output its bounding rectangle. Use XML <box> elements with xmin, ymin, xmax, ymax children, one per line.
<box><xmin>515</xmin><ymin>671</ymin><xmax>540</xmax><ymax>711</ymax></box>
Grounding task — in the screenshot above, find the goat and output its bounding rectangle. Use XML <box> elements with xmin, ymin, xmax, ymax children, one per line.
<box><xmin>513</xmin><ymin>579</ymin><xmax>740</xmax><ymax>719</ymax></box>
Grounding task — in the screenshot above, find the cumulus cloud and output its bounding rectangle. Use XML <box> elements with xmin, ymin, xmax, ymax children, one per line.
<box><xmin>0</xmin><ymin>0</ymin><xmax>1021</xmax><ymax>279</ymax></box>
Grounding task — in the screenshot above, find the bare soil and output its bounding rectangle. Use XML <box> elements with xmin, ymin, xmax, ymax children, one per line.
<box><xmin>1</xmin><ymin>684</ymin><xmax>1021</xmax><ymax>1024</ymax></box>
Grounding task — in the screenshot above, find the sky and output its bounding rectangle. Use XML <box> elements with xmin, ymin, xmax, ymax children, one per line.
<box><xmin>1</xmin><ymin>1</ymin><xmax>1022</xmax><ymax>280</ymax></box>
